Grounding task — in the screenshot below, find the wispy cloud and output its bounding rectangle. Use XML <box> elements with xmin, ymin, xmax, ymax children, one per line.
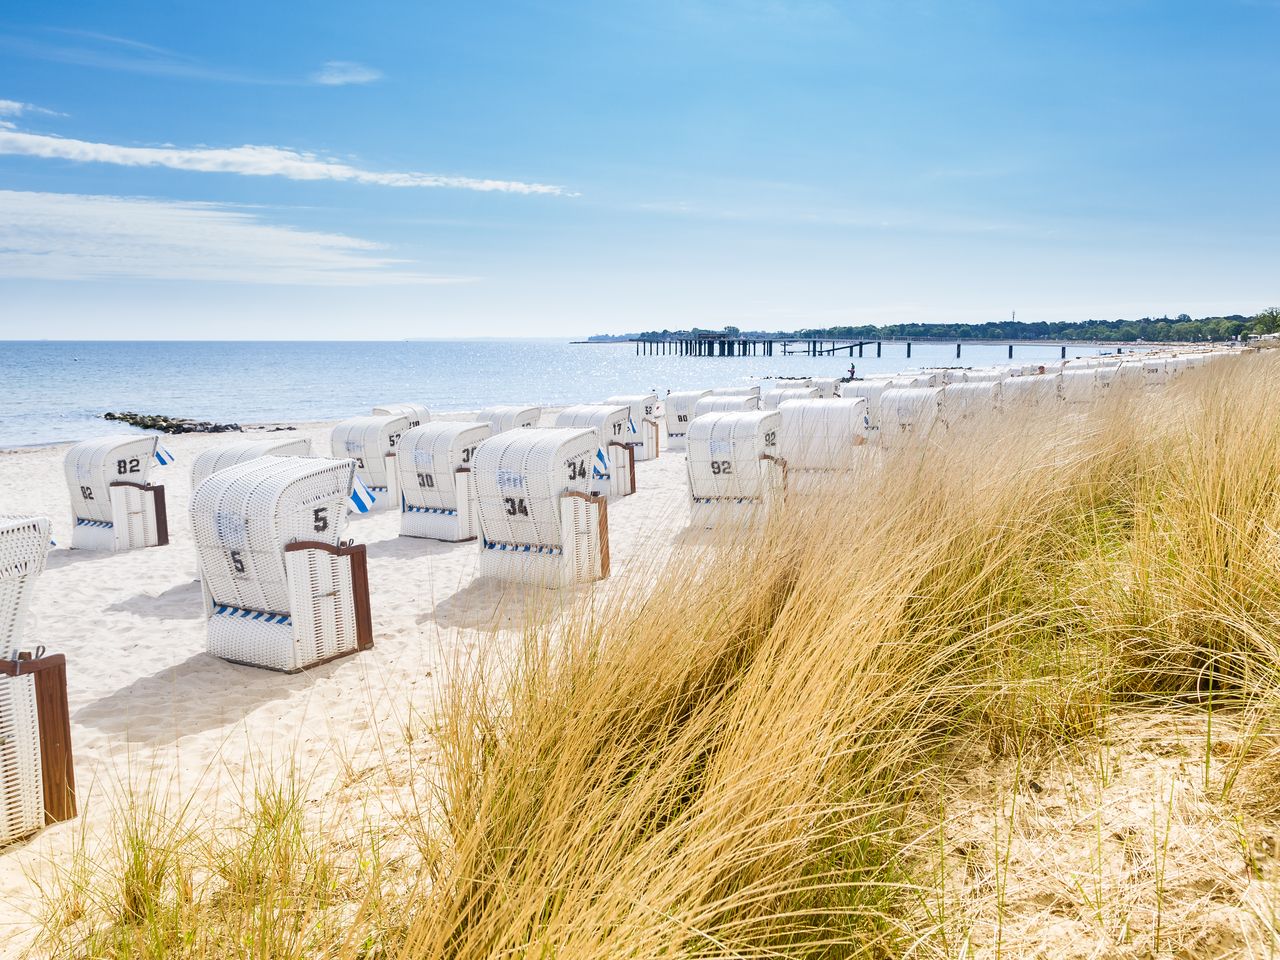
<box><xmin>0</xmin><ymin>128</ymin><xmax>572</xmax><ymax>195</ymax></box>
<box><xmin>1</xmin><ymin>30</ymin><xmax>384</xmax><ymax>87</ymax></box>
<box><xmin>0</xmin><ymin>98</ymin><xmax>65</xmax><ymax>117</ymax></box>
<box><xmin>0</xmin><ymin>189</ymin><xmax>465</xmax><ymax>285</ymax></box>
<box><xmin>310</xmin><ymin>60</ymin><xmax>384</xmax><ymax>86</ymax></box>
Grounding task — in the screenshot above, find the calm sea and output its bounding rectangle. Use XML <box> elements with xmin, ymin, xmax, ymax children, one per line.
<box><xmin>0</xmin><ymin>339</ymin><xmax>1133</xmax><ymax>448</ymax></box>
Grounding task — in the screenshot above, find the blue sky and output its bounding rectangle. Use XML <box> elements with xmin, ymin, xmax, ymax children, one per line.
<box><xmin>1</xmin><ymin>0</ymin><xmax>1276</xmax><ymax>338</ymax></box>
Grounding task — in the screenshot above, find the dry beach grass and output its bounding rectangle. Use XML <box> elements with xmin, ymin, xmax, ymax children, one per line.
<box><xmin>14</xmin><ymin>350</ymin><xmax>1280</xmax><ymax>958</ymax></box>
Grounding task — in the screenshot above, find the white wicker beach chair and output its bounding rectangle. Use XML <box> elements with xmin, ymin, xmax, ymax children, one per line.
<box><xmin>189</xmin><ymin>437</ymin><xmax>313</xmax><ymax>489</ymax></box>
<box><xmin>0</xmin><ymin>515</ymin><xmax>74</xmax><ymax>847</ymax></box>
<box><xmin>777</xmin><ymin>398</ymin><xmax>870</xmax><ymax>473</ymax></box>
<box><xmin>879</xmin><ymin>387</ymin><xmax>945</xmax><ymax>449</ymax></box>
<box><xmin>664</xmin><ymin>390</ymin><xmax>711</xmax><ymax>450</ymax></box>
<box><xmin>472</xmin><ymin>428</ymin><xmax>608</xmax><ymax>587</ymax></box>
<box><xmin>807</xmin><ymin>378</ymin><xmax>842</xmax><ymax>398</ymax></box>
<box><xmin>191</xmin><ymin>456</ymin><xmax>372</xmax><ymax>672</ymax></box>
<box><xmin>686</xmin><ymin>411</ymin><xmax>784</xmax><ymax>527</ymax></box>
<box><xmin>939</xmin><ymin>381</ymin><xmax>1004</xmax><ymax>420</ymax></box>
<box><xmin>707</xmin><ymin>386</ymin><xmax>762</xmax><ymax>399</ymax></box>
<box><xmin>762</xmin><ymin>387</ymin><xmax>820</xmax><ymax>411</ymax></box>
<box><xmin>397</xmin><ymin>421</ymin><xmax>491</xmax><ymax>541</ymax></box>
<box><xmin>1057</xmin><ymin>369</ymin><xmax>1100</xmax><ymax>404</ymax></box>
<box><xmin>604</xmin><ymin>394</ymin><xmax>661</xmax><ymax>462</ymax></box>
<box><xmin>839</xmin><ymin>381</ymin><xmax>897</xmax><ymax>431</ymax></box>
<box><xmin>372</xmin><ymin>403</ymin><xmax>430</xmax><ymax>428</ymax></box>
<box><xmin>481</xmin><ymin>406</ymin><xmax>542</xmax><ymax>433</ymax></box>
<box><xmin>554</xmin><ymin>405</ymin><xmax>636</xmax><ymax>497</ymax></box>
<box><xmin>329</xmin><ymin>415</ymin><xmax>411</xmax><ymax>513</ymax></box>
<box><xmin>693</xmin><ymin>395</ymin><xmax>759</xmax><ymax>416</ymax></box>
<box><xmin>65</xmin><ymin>436</ymin><xmax>169</xmax><ymax>551</ymax></box>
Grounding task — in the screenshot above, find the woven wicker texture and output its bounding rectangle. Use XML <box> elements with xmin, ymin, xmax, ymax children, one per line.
<box><xmin>371</xmin><ymin>403</ymin><xmax>430</xmax><ymax>427</ymax></box>
<box><xmin>693</xmin><ymin>395</ymin><xmax>758</xmax><ymax>416</ymax></box>
<box><xmin>707</xmin><ymin>385</ymin><xmax>761</xmax><ymax>398</ymax></box>
<box><xmin>481</xmin><ymin>406</ymin><xmax>542</xmax><ymax>433</ymax></box>
<box><xmin>397</xmin><ymin>421</ymin><xmax>491</xmax><ymax>541</ymax></box>
<box><xmin>761</xmin><ymin>387</ymin><xmax>820</xmax><ymax>411</ymax></box>
<box><xmin>1001</xmin><ymin>374</ymin><xmax>1060</xmax><ymax>407</ymax></box>
<box><xmin>777</xmin><ymin>398</ymin><xmax>870</xmax><ymax>470</ymax></box>
<box><xmin>64</xmin><ymin>435</ymin><xmax>157</xmax><ymax>525</ymax></box>
<box><xmin>939</xmin><ymin>381</ymin><xmax>1004</xmax><ymax>419</ymax></box>
<box><xmin>686</xmin><ymin>411</ymin><xmax>781</xmax><ymax>502</ymax></box>
<box><xmin>329</xmin><ymin>415</ymin><xmax>411</xmax><ymax>491</ymax></box>
<box><xmin>189</xmin><ymin>438</ymin><xmax>313</xmax><ymax>489</ymax></box>
<box><xmin>0</xmin><ymin>675</ymin><xmax>42</xmax><ymax>847</ymax></box>
<box><xmin>879</xmin><ymin>387</ymin><xmax>945</xmax><ymax>449</ymax></box>
<box><xmin>807</xmin><ymin>378</ymin><xmax>842</xmax><ymax>398</ymax></box>
<box><xmin>0</xmin><ymin>516</ymin><xmax>51</xmax><ymax>661</ymax></box>
<box><xmin>664</xmin><ymin>390</ymin><xmax>711</xmax><ymax>441</ymax></box>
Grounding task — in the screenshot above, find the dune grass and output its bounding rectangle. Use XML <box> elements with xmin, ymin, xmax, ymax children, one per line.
<box><xmin>28</xmin><ymin>349</ymin><xmax>1280</xmax><ymax>958</ymax></box>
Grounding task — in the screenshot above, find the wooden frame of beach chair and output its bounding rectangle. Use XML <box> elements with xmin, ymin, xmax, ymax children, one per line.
<box><xmin>189</xmin><ymin>437</ymin><xmax>313</xmax><ymax>489</ymax></box>
<box><xmin>481</xmin><ymin>406</ymin><xmax>542</xmax><ymax>433</ymax></box>
<box><xmin>686</xmin><ymin>411</ymin><xmax>785</xmax><ymax>527</ymax></box>
<box><xmin>372</xmin><ymin>403</ymin><xmax>430</xmax><ymax>428</ymax></box>
<box><xmin>329</xmin><ymin>414</ymin><xmax>411</xmax><ymax>513</ymax></box>
<box><xmin>554</xmin><ymin>405</ymin><xmax>636</xmax><ymax>498</ymax></box>
<box><xmin>664</xmin><ymin>390</ymin><xmax>711</xmax><ymax>450</ymax></box>
<box><xmin>396</xmin><ymin>421</ymin><xmax>491</xmax><ymax>541</ymax></box>
<box><xmin>604</xmin><ymin>394</ymin><xmax>661</xmax><ymax>461</ymax></box>
<box><xmin>65</xmin><ymin>436</ymin><xmax>169</xmax><ymax>551</ymax></box>
<box><xmin>191</xmin><ymin>457</ymin><xmax>373</xmax><ymax>672</ymax></box>
<box><xmin>473</xmin><ymin>428</ymin><xmax>609</xmax><ymax>587</ymax></box>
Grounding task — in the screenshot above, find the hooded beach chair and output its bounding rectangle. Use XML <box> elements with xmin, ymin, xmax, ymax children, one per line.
<box><xmin>396</xmin><ymin>421</ymin><xmax>492</xmax><ymax>541</ymax></box>
<box><xmin>329</xmin><ymin>414</ymin><xmax>412</xmax><ymax>512</ymax></box>
<box><xmin>879</xmin><ymin>387</ymin><xmax>946</xmax><ymax>450</ymax></box>
<box><xmin>0</xmin><ymin>515</ymin><xmax>75</xmax><ymax>846</ymax></box>
<box><xmin>554</xmin><ymin>405</ymin><xmax>636</xmax><ymax>497</ymax></box>
<box><xmin>473</xmin><ymin>428</ymin><xmax>609</xmax><ymax>587</ymax></box>
<box><xmin>807</xmin><ymin>378</ymin><xmax>842</xmax><ymax>398</ymax></box>
<box><xmin>707</xmin><ymin>385</ymin><xmax>762</xmax><ymax>399</ymax></box>
<box><xmin>481</xmin><ymin>406</ymin><xmax>542</xmax><ymax>433</ymax></box>
<box><xmin>686</xmin><ymin>411</ymin><xmax>785</xmax><ymax>527</ymax></box>
<box><xmin>664</xmin><ymin>390</ymin><xmax>711</xmax><ymax>449</ymax></box>
<box><xmin>372</xmin><ymin>403</ymin><xmax>430</xmax><ymax>428</ymax></box>
<box><xmin>762</xmin><ymin>387</ymin><xmax>820</xmax><ymax>411</ymax></box>
<box><xmin>65</xmin><ymin>436</ymin><xmax>169</xmax><ymax>551</ymax></box>
<box><xmin>777</xmin><ymin>398</ymin><xmax>871</xmax><ymax>477</ymax></box>
<box><xmin>939</xmin><ymin>381</ymin><xmax>1004</xmax><ymax>421</ymax></box>
<box><xmin>191</xmin><ymin>457</ymin><xmax>372</xmax><ymax>672</ymax></box>
<box><xmin>693</xmin><ymin>395</ymin><xmax>759</xmax><ymax>416</ymax></box>
<box><xmin>190</xmin><ymin>437</ymin><xmax>313</xmax><ymax>489</ymax></box>
<box><xmin>604</xmin><ymin>394</ymin><xmax>661</xmax><ymax>461</ymax></box>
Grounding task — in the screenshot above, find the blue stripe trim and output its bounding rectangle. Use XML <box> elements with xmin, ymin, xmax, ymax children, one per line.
<box><xmin>404</xmin><ymin>505</ymin><xmax>458</xmax><ymax>515</ymax></box>
<box><xmin>212</xmin><ymin>604</ymin><xmax>292</xmax><ymax>626</ymax></box>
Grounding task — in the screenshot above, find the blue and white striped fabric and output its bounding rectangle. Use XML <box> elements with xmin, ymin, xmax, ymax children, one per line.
<box><xmin>628</xmin><ymin>416</ymin><xmax>637</xmax><ymax>435</ymax></box>
<box><xmin>592</xmin><ymin>446</ymin><xmax>610</xmax><ymax>479</ymax></box>
<box><xmin>349</xmin><ymin>476</ymin><xmax>376</xmax><ymax>513</ymax></box>
<box><xmin>154</xmin><ymin>446</ymin><xmax>177</xmax><ymax>466</ymax></box>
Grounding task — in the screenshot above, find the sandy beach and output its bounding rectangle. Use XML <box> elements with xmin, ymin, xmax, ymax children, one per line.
<box><xmin>0</xmin><ymin>413</ymin><xmax>692</xmax><ymax>952</ymax></box>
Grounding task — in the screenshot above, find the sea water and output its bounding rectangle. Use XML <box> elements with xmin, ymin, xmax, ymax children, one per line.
<box><xmin>0</xmin><ymin>339</ymin><xmax>1134</xmax><ymax>448</ymax></box>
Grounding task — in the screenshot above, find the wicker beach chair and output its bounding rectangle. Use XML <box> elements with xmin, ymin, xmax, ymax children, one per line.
<box><xmin>807</xmin><ymin>378</ymin><xmax>842</xmax><ymax>398</ymax></box>
<box><xmin>777</xmin><ymin>398</ymin><xmax>870</xmax><ymax>474</ymax></box>
<box><xmin>397</xmin><ymin>422</ymin><xmax>491</xmax><ymax>541</ymax></box>
<box><xmin>329</xmin><ymin>415</ymin><xmax>412</xmax><ymax>512</ymax></box>
<box><xmin>190</xmin><ymin>438</ymin><xmax>313</xmax><ymax>489</ymax></box>
<box><xmin>473</xmin><ymin>428</ymin><xmax>609</xmax><ymax>587</ymax></box>
<box><xmin>191</xmin><ymin>457</ymin><xmax>372</xmax><ymax>672</ymax></box>
<box><xmin>686</xmin><ymin>411</ymin><xmax>785</xmax><ymax>527</ymax></box>
<box><xmin>554</xmin><ymin>405</ymin><xmax>636</xmax><ymax>497</ymax></box>
<box><xmin>762</xmin><ymin>387</ymin><xmax>820</xmax><ymax>411</ymax></box>
<box><xmin>879</xmin><ymin>387</ymin><xmax>946</xmax><ymax>449</ymax></box>
<box><xmin>707</xmin><ymin>386</ymin><xmax>762</xmax><ymax>399</ymax></box>
<box><xmin>1</xmin><ymin>515</ymin><xmax>74</xmax><ymax>846</ymax></box>
<box><xmin>65</xmin><ymin>436</ymin><xmax>169</xmax><ymax>551</ymax></box>
<box><xmin>663</xmin><ymin>390</ymin><xmax>711</xmax><ymax>450</ymax></box>
<box><xmin>1001</xmin><ymin>373</ymin><xmax>1060</xmax><ymax>409</ymax></box>
<box><xmin>481</xmin><ymin>406</ymin><xmax>542</xmax><ymax>433</ymax></box>
<box><xmin>372</xmin><ymin>403</ymin><xmax>430</xmax><ymax>428</ymax></box>
<box><xmin>939</xmin><ymin>380</ymin><xmax>1004</xmax><ymax>420</ymax></box>
<box><xmin>604</xmin><ymin>394</ymin><xmax>661</xmax><ymax>462</ymax></box>
<box><xmin>693</xmin><ymin>395</ymin><xmax>759</xmax><ymax>416</ymax></box>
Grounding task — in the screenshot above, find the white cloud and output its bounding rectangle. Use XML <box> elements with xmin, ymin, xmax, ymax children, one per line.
<box><xmin>0</xmin><ymin>189</ymin><xmax>466</xmax><ymax>285</ymax></box>
<box><xmin>310</xmin><ymin>60</ymin><xmax>384</xmax><ymax>86</ymax></box>
<box><xmin>0</xmin><ymin>98</ymin><xmax>64</xmax><ymax>117</ymax></box>
<box><xmin>0</xmin><ymin>128</ymin><xmax>571</xmax><ymax>195</ymax></box>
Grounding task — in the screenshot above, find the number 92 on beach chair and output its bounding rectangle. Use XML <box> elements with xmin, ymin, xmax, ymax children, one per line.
<box><xmin>473</xmin><ymin>428</ymin><xmax>610</xmax><ymax>587</ymax></box>
<box><xmin>65</xmin><ymin>436</ymin><xmax>170</xmax><ymax>551</ymax></box>
<box><xmin>396</xmin><ymin>421</ymin><xmax>491</xmax><ymax>541</ymax></box>
<box><xmin>686</xmin><ymin>411</ymin><xmax>785</xmax><ymax>527</ymax></box>
<box><xmin>190</xmin><ymin>457</ymin><xmax>373</xmax><ymax>672</ymax></box>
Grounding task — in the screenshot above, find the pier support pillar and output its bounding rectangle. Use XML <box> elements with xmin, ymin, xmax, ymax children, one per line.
<box><xmin>907</xmin><ymin>342</ymin><xmax>912</xmax><ymax>359</ymax></box>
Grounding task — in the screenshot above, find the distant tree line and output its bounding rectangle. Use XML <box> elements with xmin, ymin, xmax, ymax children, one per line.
<box><xmin>590</xmin><ymin>309</ymin><xmax>1280</xmax><ymax>344</ymax></box>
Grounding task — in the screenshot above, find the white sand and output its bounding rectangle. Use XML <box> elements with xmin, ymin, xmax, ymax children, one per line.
<box><xmin>0</xmin><ymin>416</ymin><xmax>693</xmax><ymax>952</ymax></box>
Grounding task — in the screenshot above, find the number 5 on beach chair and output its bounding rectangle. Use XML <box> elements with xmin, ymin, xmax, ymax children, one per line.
<box><xmin>65</xmin><ymin>436</ymin><xmax>170</xmax><ymax>551</ymax></box>
<box><xmin>472</xmin><ymin>428</ymin><xmax>610</xmax><ymax>587</ymax></box>
<box><xmin>190</xmin><ymin>457</ymin><xmax>373</xmax><ymax>673</ymax></box>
